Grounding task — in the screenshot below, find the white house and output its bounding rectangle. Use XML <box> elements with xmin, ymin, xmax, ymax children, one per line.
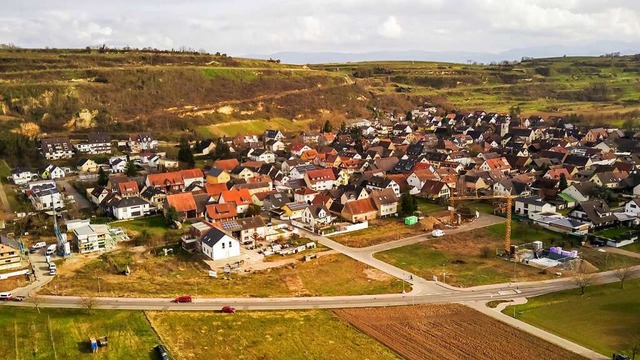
<box><xmin>110</xmin><ymin>158</ymin><xmax>128</xmax><ymax>173</ymax></box>
<box><xmin>200</xmin><ymin>227</ymin><xmax>241</xmax><ymax>261</ymax></box>
<box><xmin>29</xmin><ymin>186</ymin><xmax>64</xmax><ymax>211</ymax></box>
<box><xmin>515</xmin><ymin>197</ymin><xmax>557</xmax><ymax>219</ymax></box>
<box><xmin>301</xmin><ymin>204</ymin><xmax>333</xmax><ymax>230</ymax></box>
<box><xmin>75</xmin><ymin>133</ymin><xmax>112</xmax><ymax>154</ymax></box>
<box><xmin>40</xmin><ymin>137</ymin><xmax>74</xmax><ymax>160</ymax></box>
<box><xmin>624</xmin><ymin>198</ymin><xmax>640</xmax><ymax>216</ymax></box>
<box><xmin>111</xmin><ymin>197</ymin><xmax>152</xmax><ymax>220</ymax></box>
<box><xmin>248</xmin><ymin>149</ymin><xmax>276</xmax><ymax>164</ymax></box>
<box><xmin>304</xmin><ymin>168</ymin><xmax>337</xmax><ymax>191</ymax></box>
<box><xmin>73</xmin><ymin>224</ymin><xmax>115</xmax><ymax>254</ymax></box>
<box><xmin>40</xmin><ymin>164</ymin><xmax>66</xmax><ymax>180</ymax></box>
<box><xmin>10</xmin><ymin>169</ymin><xmax>35</xmax><ymax>185</ymax></box>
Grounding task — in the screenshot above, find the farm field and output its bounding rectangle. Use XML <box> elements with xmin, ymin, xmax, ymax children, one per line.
<box><xmin>330</xmin><ymin>219</ymin><xmax>425</xmax><ymax>248</ymax></box>
<box><xmin>147</xmin><ymin>310</ymin><xmax>399</xmax><ymax>360</ymax></box>
<box><xmin>335</xmin><ymin>304</ymin><xmax>585</xmax><ymax>360</ymax></box>
<box><xmin>41</xmin><ymin>249</ymin><xmax>404</xmax><ymax>297</ymax></box>
<box><xmin>0</xmin><ymin>307</ymin><xmax>160</xmax><ymax>359</ymax></box>
<box><xmin>504</xmin><ymin>278</ymin><xmax>640</xmax><ymax>356</ymax></box>
<box><xmin>375</xmin><ymin>223</ymin><xmax>560</xmax><ymax>287</ymax></box>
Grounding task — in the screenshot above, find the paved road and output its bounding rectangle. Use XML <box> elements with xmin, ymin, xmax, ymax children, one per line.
<box><xmin>57</xmin><ymin>179</ymin><xmax>92</xmax><ymax>210</ymax></box>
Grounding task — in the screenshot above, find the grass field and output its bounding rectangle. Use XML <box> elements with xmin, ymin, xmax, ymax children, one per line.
<box><xmin>197</xmin><ymin>117</ymin><xmax>315</xmax><ymax>137</ymax></box>
<box><xmin>374</xmin><ymin>224</ymin><xmax>562</xmax><ymax>287</ymax></box>
<box><xmin>110</xmin><ymin>215</ymin><xmax>186</xmax><ymax>242</ymax></box>
<box><xmin>147</xmin><ymin>310</ymin><xmax>399</xmax><ymax>360</ymax></box>
<box><xmin>0</xmin><ymin>307</ymin><xmax>160</xmax><ymax>359</ymax></box>
<box><xmin>330</xmin><ymin>219</ymin><xmax>425</xmax><ymax>248</ymax></box>
<box><xmin>622</xmin><ymin>242</ymin><xmax>640</xmax><ymax>253</ymax></box>
<box><xmin>41</xmin><ymin>249</ymin><xmax>404</xmax><ymax>298</ymax></box>
<box><xmin>595</xmin><ymin>227</ymin><xmax>635</xmax><ymax>239</ymax></box>
<box><xmin>504</xmin><ymin>279</ymin><xmax>640</xmax><ymax>356</ymax></box>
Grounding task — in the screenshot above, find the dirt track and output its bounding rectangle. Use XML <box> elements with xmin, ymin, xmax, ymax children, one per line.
<box><xmin>335</xmin><ymin>304</ymin><xmax>586</xmax><ymax>360</ymax></box>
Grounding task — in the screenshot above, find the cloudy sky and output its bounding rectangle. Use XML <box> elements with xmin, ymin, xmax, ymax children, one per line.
<box><xmin>2</xmin><ymin>0</ymin><xmax>640</xmax><ymax>57</ymax></box>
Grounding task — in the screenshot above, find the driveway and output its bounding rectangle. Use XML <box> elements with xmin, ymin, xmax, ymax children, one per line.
<box><xmin>56</xmin><ymin>179</ymin><xmax>92</xmax><ymax>210</ymax></box>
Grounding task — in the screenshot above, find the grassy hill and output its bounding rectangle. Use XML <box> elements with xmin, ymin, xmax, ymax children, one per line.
<box><xmin>1</xmin><ymin>50</ymin><xmax>639</xmax><ymax>142</ymax></box>
<box><xmin>312</xmin><ymin>55</ymin><xmax>640</xmax><ymax>126</ymax></box>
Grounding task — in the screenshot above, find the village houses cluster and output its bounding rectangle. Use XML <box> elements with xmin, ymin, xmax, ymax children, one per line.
<box><xmin>6</xmin><ymin>105</ymin><xmax>640</xmax><ymax>265</ymax></box>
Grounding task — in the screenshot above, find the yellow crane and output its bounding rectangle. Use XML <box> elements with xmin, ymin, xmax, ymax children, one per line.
<box><xmin>448</xmin><ymin>194</ymin><xmax>513</xmax><ymax>254</ymax></box>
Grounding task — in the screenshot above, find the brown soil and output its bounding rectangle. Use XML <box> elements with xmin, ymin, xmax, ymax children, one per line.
<box><xmin>335</xmin><ymin>304</ymin><xmax>586</xmax><ymax>360</ymax></box>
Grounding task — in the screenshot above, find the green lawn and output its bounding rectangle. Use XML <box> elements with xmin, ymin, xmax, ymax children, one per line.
<box><xmin>147</xmin><ymin>310</ymin><xmax>399</xmax><ymax>360</ymax></box>
<box><xmin>622</xmin><ymin>242</ymin><xmax>640</xmax><ymax>253</ymax></box>
<box><xmin>199</xmin><ymin>117</ymin><xmax>315</xmax><ymax>137</ymax></box>
<box><xmin>0</xmin><ymin>159</ymin><xmax>11</xmax><ymax>181</ymax></box>
<box><xmin>110</xmin><ymin>215</ymin><xmax>185</xmax><ymax>242</ymax></box>
<box><xmin>595</xmin><ymin>227</ymin><xmax>635</xmax><ymax>239</ymax></box>
<box><xmin>504</xmin><ymin>279</ymin><xmax>640</xmax><ymax>356</ymax></box>
<box><xmin>0</xmin><ymin>307</ymin><xmax>161</xmax><ymax>359</ymax></box>
<box><xmin>486</xmin><ymin>221</ymin><xmax>567</xmax><ymax>246</ymax></box>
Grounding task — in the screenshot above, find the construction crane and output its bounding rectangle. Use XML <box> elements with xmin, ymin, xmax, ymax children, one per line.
<box><xmin>448</xmin><ymin>194</ymin><xmax>513</xmax><ymax>254</ymax></box>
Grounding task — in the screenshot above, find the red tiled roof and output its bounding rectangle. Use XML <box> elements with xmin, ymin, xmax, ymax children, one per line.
<box><xmin>214</xmin><ymin>159</ymin><xmax>240</xmax><ymax>171</ymax></box>
<box><xmin>305</xmin><ymin>168</ymin><xmax>336</xmax><ymax>184</ymax></box>
<box><xmin>220</xmin><ymin>189</ymin><xmax>252</xmax><ymax>205</ymax></box>
<box><xmin>343</xmin><ymin>198</ymin><xmax>376</xmax><ymax>215</ymax></box>
<box><xmin>205</xmin><ymin>203</ymin><xmax>237</xmax><ymax>220</ymax></box>
<box><xmin>118</xmin><ymin>181</ymin><xmax>139</xmax><ymax>195</ymax></box>
<box><xmin>205</xmin><ymin>183</ymin><xmax>228</xmax><ymax>196</ymax></box>
<box><xmin>166</xmin><ymin>192</ymin><xmax>197</xmax><ymax>212</ymax></box>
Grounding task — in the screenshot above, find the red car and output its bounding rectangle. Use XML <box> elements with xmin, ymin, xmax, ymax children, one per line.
<box><xmin>174</xmin><ymin>295</ymin><xmax>193</xmax><ymax>303</ymax></box>
<box><xmin>221</xmin><ymin>305</ymin><xmax>236</xmax><ymax>313</ymax></box>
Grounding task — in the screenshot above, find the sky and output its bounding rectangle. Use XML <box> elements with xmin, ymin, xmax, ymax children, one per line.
<box><xmin>2</xmin><ymin>0</ymin><xmax>640</xmax><ymax>57</ymax></box>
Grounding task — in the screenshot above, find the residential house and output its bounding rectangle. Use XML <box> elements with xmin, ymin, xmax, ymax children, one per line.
<box><xmin>364</xmin><ymin>177</ymin><xmax>400</xmax><ymax>197</ymax></box>
<box><xmin>73</xmin><ymin>224</ymin><xmax>116</xmax><ymax>254</ymax></box>
<box><xmin>117</xmin><ymin>181</ymin><xmax>140</xmax><ymax>198</ymax></box>
<box><xmin>341</xmin><ymin>198</ymin><xmax>378</xmax><ymax>223</ymax></box>
<box><xmin>39</xmin><ymin>164</ymin><xmax>66</xmax><ymax>180</ymax></box>
<box><xmin>219</xmin><ymin>216</ymin><xmax>267</xmax><ymax>245</ymax></box>
<box><xmin>214</xmin><ymin>158</ymin><xmax>240</xmax><ymax>172</ymax></box>
<box><xmin>493</xmin><ymin>179</ymin><xmax>531</xmax><ymax>197</ymax></box>
<box><xmin>165</xmin><ymin>192</ymin><xmax>198</xmax><ymax>221</ymax></box>
<box><xmin>568</xmin><ymin>200</ymin><xmax>617</xmax><ymax>229</ymax></box>
<box><xmin>304</xmin><ymin>168</ymin><xmax>337</xmax><ymax>191</ymax></box>
<box><xmin>29</xmin><ymin>186</ymin><xmax>64</xmax><ymax>211</ymax></box>
<box><xmin>480</xmin><ymin>157</ymin><xmax>512</xmax><ymax>174</ymax></box>
<box><xmin>111</xmin><ymin>197</ymin><xmax>151</xmax><ymax>220</ymax></box>
<box><xmin>140</xmin><ymin>186</ymin><xmax>166</xmax><ymax>210</ymax></box>
<box><xmin>248</xmin><ymin>149</ymin><xmax>276</xmax><ymax>164</ymax></box>
<box><xmin>301</xmin><ymin>204</ymin><xmax>333</xmax><ymax>229</ymax></box>
<box><xmin>219</xmin><ymin>189</ymin><xmax>252</xmax><ymax>214</ymax></box>
<box><xmin>419</xmin><ymin>180</ymin><xmax>451</xmax><ymax>200</ymax></box>
<box><xmin>294</xmin><ymin>187</ymin><xmax>318</xmax><ymax>204</ymax></box>
<box><xmin>229</xmin><ymin>166</ymin><xmax>255</xmax><ymax>181</ymax></box>
<box><xmin>200</xmin><ymin>227</ymin><xmax>241</xmax><ymax>261</ymax></box>
<box><xmin>10</xmin><ymin>168</ymin><xmax>35</xmax><ymax>185</ymax></box>
<box><xmin>0</xmin><ymin>236</ymin><xmax>22</xmax><ymax>270</ymax></box>
<box><xmin>128</xmin><ymin>133</ymin><xmax>157</xmax><ymax>153</ymax></box>
<box><xmin>205</xmin><ymin>203</ymin><xmax>238</xmax><ymax>223</ymax></box>
<box><xmin>562</xmin><ymin>182</ymin><xmax>595</xmax><ymax>203</ymax></box>
<box><xmin>624</xmin><ymin>198</ymin><xmax>640</xmax><ymax>216</ymax></box>
<box><xmin>75</xmin><ymin>133</ymin><xmax>112</xmax><ymax>154</ymax></box>
<box><xmin>281</xmin><ymin>202</ymin><xmax>308</xmax><ymax>219</ymax></box>
<box><xmin>144</xmin><ymin>169</ymin><xmax>205</xmax><ymax>193</ymax></box>
<box><xmin>40</xmin><ymin>136</ymin><xmax>74</xmax><ymax>160</ymax></box>
<box><xmin>514</xmin><ymin>198</ymin><xmax>557</xmax><ymax>218</ymax></box>
<box><xmin>206</xmin><ymin>168</ymin><xmax>230</xmax><ymax>184</ymax></box>
<box><xmin>110</xmin><ymin>158</ymin><xmax>128</xmax><ymax>173</ymax></box>
<box><xmin>370</xmin><ymin>188</ymin><xmax>399</xmax><ymax>218</ymax></box>
<box><xmin>77</xmin><ymin>159</ymin><xmax>99</xmax><ymax>173</ymax></box>
<box><xmin>263</xmin><ymin>130</ymin><xmax>285</xmax><ymax>142</ymax></box>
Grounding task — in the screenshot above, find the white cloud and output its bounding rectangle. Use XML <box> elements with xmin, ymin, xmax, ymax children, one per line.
<box><xmin>378</xmin><ymin>16</ymin><xmax>402</xmax><ymax>38</ymax></box>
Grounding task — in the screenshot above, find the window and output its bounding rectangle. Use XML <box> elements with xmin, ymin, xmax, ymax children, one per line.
<box><xmin>222</xmin><ymin>243</ymin><xmax>225</xmax><ymax>249</ymax></box>
<box><xmin>229</xmin><ymin>241</ymin><xmax>232</xmax><ymax>248</ymax></box>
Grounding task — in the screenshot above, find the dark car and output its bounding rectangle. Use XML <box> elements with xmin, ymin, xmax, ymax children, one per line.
<box><xmin>173</xmin><ymin>295</ymin><xmax>192</xmax><ymax>303</ymax></box>
<box><xmin>154</xmin><ymin>344</ymin><xmax>169</xmax><ymax>360</ymax></box>
<box><xmin>221</xmin><ymin>305</ymin><xmax>236</xmax><ymax>313</ymax></box>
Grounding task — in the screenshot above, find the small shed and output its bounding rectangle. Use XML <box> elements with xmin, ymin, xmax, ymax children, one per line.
<box><xmin>404</xmin><ymin>216</ymin><xmax>418</xmax><ymax>225</ymax></box>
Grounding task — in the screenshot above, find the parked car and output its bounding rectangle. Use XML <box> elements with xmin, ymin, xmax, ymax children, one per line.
<box><xmin>29</xmin><ymin>241</ymin><xmax>47</xmax><ymax>253</ymax></box>
<box><xmin>431</xmin><ymin>229</ymin><xmax>445</xmax><ymax>237</ymax></box>
<box><xmin>12</xmin><ymin>296</ymin><xmax>25</xmax><ymax>302</ymax></box>
<box><xmin>221</xmin><ymin>305</ymin><xmax>236</xmax><ymax>314</ymax></box>
<box><xmin>154</xmin><ymin>344</ymin><xmax>170</xmax><ymax>360</ymax></box>
<box><xmin>0</xmin><ymin>292</ymin><xmax>13</xmax><ymax>301</ymax></box>
<box><xmin>173</xmin><ymin>295</ymin><xmax>192</xmax><ymax>303</ymax></box>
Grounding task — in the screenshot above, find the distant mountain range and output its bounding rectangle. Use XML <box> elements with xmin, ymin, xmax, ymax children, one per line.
<box><xmin>244</xmin><ymin>42</ymin><xmax>640</xmax><ymax>64</ymax></box>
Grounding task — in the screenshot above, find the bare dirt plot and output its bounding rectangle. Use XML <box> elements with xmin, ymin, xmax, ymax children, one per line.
<box><xmin>335</xmin><ymin>304</ymin><xmax>586</xmax><ymax>360</ymax></box>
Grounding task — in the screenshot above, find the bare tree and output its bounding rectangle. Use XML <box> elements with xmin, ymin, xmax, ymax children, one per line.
<box><xmin>573</xmin><ymin>262</ymin><xmax>595</xmax><ymax>295</ymax></box>
<box><xmin>629</xmin><ymin>333</ymin><xmax>640</xmax><ymax>360</ymax></box>
<box><xmin>615</xmin><ymin>266</ymin><xmax>637</xmax><ymax>290</ymax></box>
<box><xmin>80</xmin><ymin>296</ymin><xmax>97</xmax><ymax>315</ymax></box>
<box><xmin>31</xmin><ymin>292</ymin><xmax>41</xmax><ymax>314</ymax></box>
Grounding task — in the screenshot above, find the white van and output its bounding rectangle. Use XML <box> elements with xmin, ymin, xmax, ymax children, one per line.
<box><xmin>0</xmin><ymin>292</ymin><xmax>13</xmax><ymax>300</ymax></box>
<box><xmin>49</xmin><ymin>264</ymin><xmax>57</xmax><ymax>275</ymax></box>
<box><xmin>46</xmin><ymin>244</ymin><xmax>57</xmax><ymax>255</ymax></box>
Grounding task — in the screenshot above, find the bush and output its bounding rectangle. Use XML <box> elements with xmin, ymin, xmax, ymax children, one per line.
<box><xmin>480</xmin><ymin>246</ymin><xmax>492</xmax><ymax>258</ymax></box>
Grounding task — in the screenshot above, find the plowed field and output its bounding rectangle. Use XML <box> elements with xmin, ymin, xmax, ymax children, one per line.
<box><xmin>335</xmin><ymin>304</ymin><xmax>586</xmax><ymax>360</ymax></box>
